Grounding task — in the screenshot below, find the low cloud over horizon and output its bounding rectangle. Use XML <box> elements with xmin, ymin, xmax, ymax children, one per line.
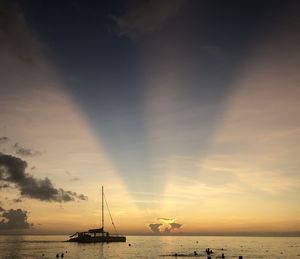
<box><xmin>0</xmin><ymin>208</ymin><xmax>32</xmax><ymax>230</ymax></box>
<box><xmin>149</xmin><ymin>218</ymin><xmax>182</xmax><ymax>234</ymax></box>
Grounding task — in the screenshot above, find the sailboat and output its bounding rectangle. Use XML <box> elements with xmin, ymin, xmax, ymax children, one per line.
<box><xmin>68</xmin><ymin>186</ymin><xmax>126</xmax><ymax>243</ymax></box>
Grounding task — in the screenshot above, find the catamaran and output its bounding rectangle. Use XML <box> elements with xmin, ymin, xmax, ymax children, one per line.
<box><xmin>68</xmin><ymin>186</ymin><xmax>126</xmax><ymax>243</ymax></box>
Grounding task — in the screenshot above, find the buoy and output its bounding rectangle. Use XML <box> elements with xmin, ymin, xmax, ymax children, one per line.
<box><xmin>128</xmin><ymin>243</ymin><xmax>131</xmax><ymax>246</ymax></box>
<box><xmin>56</xmin><ymin>254</ymin><xmax>59</xmax><ymax>258</ymax></box>
<box><xmin>61</xmin><ymin>253</ymin><xmax>64</xmax><ymax>258</ymax></box>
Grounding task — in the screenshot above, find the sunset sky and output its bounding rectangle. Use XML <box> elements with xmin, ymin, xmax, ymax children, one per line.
<box><xmin>0</xmin><ymin>0</ymin><xmax>299</xmax><ymax>235</ymax></box>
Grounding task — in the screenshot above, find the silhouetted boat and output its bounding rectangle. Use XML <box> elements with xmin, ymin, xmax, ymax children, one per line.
<box><xmin>68</xmin><ymin>186</ymin><xmax>126</xmax><ymax>243</ymax></box>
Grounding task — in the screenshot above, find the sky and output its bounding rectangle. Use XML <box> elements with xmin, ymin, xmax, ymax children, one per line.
<box><xmin>0</xmin><ymin>0</ymin><xmax>299</xmax><ymax>235</ymax></box>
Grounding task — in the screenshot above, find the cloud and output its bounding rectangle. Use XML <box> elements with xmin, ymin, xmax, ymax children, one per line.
<box><xmin>65</xmin><ymin>191</ymin><xmax>87</xmax><ymax>201</ymax></box>
<box><xmin>13</xmin><ymin>143</ymin><xmax>42</xmax><ymax>157</ymax></box>
<box><xmin>0</xmin><ymin>137</ymin><xmax>9</xmax><ymax>144</ymax></box>
<box><xmin>0</xmin><ymin>183</ymin><xmax>10</xmax><ymax>189</ymax></box>
<box><xmin>112</xmin><ymin>0</ymin><xmax>184</xmax><ymax>40</ymax></box>
<box><xmin>0</xmin><ymin>208</ymin><xmax>32</xmax><ymax>230</ymax></box>
<box><xmin>0</xmin><ymin>153</ymin><xmax>87</xmax><ymax>202</ymax></box>
<box><xmin>170</xmin><ymin>222</ymin><xmax>182</xmax><ymax>230</ymax></box>
<box><xmin>158</xmin><ymin>217</ymin><xmax>175</xmax><ymax>224</ymax></box>
<box><xmin>149</xmin><ymin>218</ymin><xmax>182</xmax><ymax>234</ymax></box>
<box><xmin>66</xmin><ymin>171</ymin><xmax>80</xmax><ymax>181</ymax></box>
<box><xmin>149</xmin><ymin>223</ymin><xmax>162</xmax><ymax>233</ymax></box>
<box><xmin>163</xmin><ymin>222</ymin><xmax>183</xmax><ymax>233</ymax></box>
<box><xmin>66</xmin><ymin>171</ymin><xmax>80</xmax><ymax>182</ymax></box>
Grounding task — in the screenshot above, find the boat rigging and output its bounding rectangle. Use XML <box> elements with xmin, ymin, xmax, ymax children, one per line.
<box><xmin>68</xmin><ymin>186</ymin><xmax>126</xmax><ymax>243</ymax></box>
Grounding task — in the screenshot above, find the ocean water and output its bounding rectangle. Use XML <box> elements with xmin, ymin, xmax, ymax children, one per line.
<box><xmin>0</xmin><ymin>235</ymin><xmax>299</xmax><ymax>258</ymax></box>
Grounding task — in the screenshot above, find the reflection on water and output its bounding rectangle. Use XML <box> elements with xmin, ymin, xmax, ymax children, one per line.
<box><xmin>4</xmin><ymin>235</ymin><xmax>25</xmax><ymax>258</ymax></box>
<box><xmin>0</xmin><ymin>235</ymin><xmax>299</xmax><ymax>258</ymax></box>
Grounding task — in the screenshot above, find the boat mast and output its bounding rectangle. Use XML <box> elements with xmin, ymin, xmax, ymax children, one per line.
<box><xmin>102</xmin><ymin>186</ymin><xmax>104</xmax><ymax>231</ymax></box>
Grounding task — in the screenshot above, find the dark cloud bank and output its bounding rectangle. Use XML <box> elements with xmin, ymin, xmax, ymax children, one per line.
<box><xmin>0</xmin><ymin>153</ymin><xmax>87</xmax><ymax>202</ymax></box>
<box><xmin>0</xmin><ymin>208</ymin><xmax>32</xmax><ymax>230</ymax></box>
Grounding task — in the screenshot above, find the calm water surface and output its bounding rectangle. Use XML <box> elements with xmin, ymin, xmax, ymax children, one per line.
<box><xmin>0</xmin><ymin>235</ymin><xmax>299</xmax><ymax>258</ymax></box>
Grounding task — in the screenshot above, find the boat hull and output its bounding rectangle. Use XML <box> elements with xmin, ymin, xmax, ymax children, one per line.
<box><xmin>68</xmin><ymin>236</ymin><xmax>126</xmax><ymax>243</ymax></box>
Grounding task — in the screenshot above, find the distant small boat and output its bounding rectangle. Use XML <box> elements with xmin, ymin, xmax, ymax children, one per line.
<box><xmin>68</xmin><ymin>186</ymin><xmax>126</xmax><ymax>243</ymax></box>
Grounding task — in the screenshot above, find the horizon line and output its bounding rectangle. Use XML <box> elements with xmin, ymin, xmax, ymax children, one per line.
<box><xmin>1</xmin><ymin>232</ymin><xmax>300</xmax><ymax>237</ymax></box>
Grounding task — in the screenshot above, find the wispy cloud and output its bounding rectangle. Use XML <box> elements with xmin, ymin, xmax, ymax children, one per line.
<box><xmin>66</xmin><ymin>171</ymin><xmax>80</xmax><ymax>182</ymax></box>
<box><xmin>13</xmin><ymin>143</ymin><xmax>42</xmax><ymax>157</ymax></box>
<box><xmin>0</xmin><ymin>137</ymin><xmax>9</xmax><ymax>145</ymax></box>
<box><xmin>158</xmin><ymin>217</ymin><xmax>175</xmax><ymax>224</ymax></box>
<box><xmin>0</xmin><ymin>183</ymin><xmax>11</xmax><ymax>189</ymax></box>
<box><xmin>12</xmin><ymin>198</ymin><xmax>22</xmax><ymax>203</ymax></box>
<box><xmin>111</xmin><ymin>0</ymin><xmax>184</xmax><ymax>40</ymax></box>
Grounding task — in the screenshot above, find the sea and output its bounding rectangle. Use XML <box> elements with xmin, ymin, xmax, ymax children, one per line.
<box><xmin>0</xmin><ymin>235</ymin><xmax>299</xmax><ymax>258</ymax></box>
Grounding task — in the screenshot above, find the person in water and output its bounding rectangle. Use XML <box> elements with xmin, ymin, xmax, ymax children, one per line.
<box><xmin>205</xmin><ymin>248</ymin><xmax>213</xmax><ymax>254</ymax></box>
